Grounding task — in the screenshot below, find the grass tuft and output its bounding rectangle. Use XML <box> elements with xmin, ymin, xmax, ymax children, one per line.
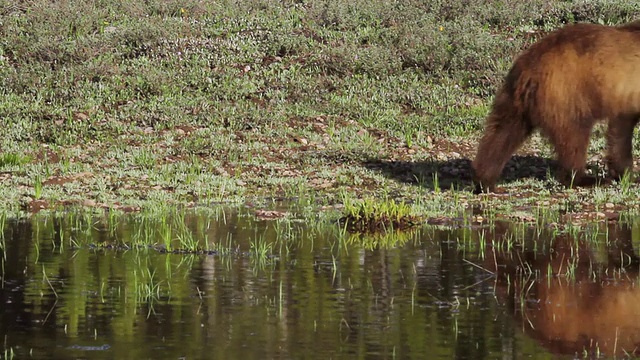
<box><xmin>339</xmin><ymin>197</ymin><xmax>421</xmax><ymax>233</ymax></box>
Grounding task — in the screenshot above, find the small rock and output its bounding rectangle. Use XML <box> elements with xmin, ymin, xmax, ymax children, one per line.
<box><xmin>74</xmin><ymin>112</ymin><xmax>89</xmax><ymax>121</ymax></box>
<box><xmin>83</xmin><ymin>199</ymin><xmax>97</xmax><ymax>207</ymax></box>
<box><xmin>605</xmin><ymin>202</ymin><xmax>614</xmax><ymax>209</ymax></box>
<box><xmin>215</xmin><ymin>167</ymin><xmax>229</xmax><ymax>176</ymax></box>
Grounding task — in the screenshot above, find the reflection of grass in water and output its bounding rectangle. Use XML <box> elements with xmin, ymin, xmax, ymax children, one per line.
<box><xmin>250</xmin><ymin>235</ymin><xmax>274</xmax><ymax>272</ymax></box>
<box><xmin>128</xmin><ymin>210</ymin><xmax>202</xmax><ymax>252</ymax></box>
<box><xmin>340</xmin><ymin>197</ymin><xmax>421</xmax><ymax>233</ymax></box>
<box><xmin>3</xmin><ymin>347</ymin><xmax>15</xmax><ymax>360</ymax></box>
<box><xmin>212</xmin><ymin>233</ymin><xmax>237</xmax><ymax>256</ymax></box>
<box><xmin>272</xmin><ymin>218</ymin><xmax>296</xmax><ymax>255</ymax></box>
<box><xmin>134</xmin><ymin>268</ymin><xmax>162</xmax><ymax>310</ymax></box>
<box><xmin>250</xmin><ymin>235</ymin><xmax>272</xmax><ymax>259</ymax></box>
<box><xmin>341</xmin><ymin>229</ymin><xmax>416</xmax><ymax>250</ymax></box>
<box><xmin>469</xmin><ymin>221</ymin><xmax>625</xmax><ymax>307</ymax></box>
<box><xmin>22</xmin><ymin>203</ymin><xmax>420</xmax><ymax>258</ymax></box>
<box><xmin>42</xmin><ymin>264</ymin><xmax>59</xmax><ymax>299</ymax></box>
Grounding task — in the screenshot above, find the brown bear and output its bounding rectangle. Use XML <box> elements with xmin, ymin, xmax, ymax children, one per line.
<box><xmin>485</xmin><ymin>222</ymin><xmax>640</xmax><ymax>357</ymax></box>
<box><xmin>472</xmin><ymin>20</ymin><xmax>640</xmax><ymax>193</ymax></box>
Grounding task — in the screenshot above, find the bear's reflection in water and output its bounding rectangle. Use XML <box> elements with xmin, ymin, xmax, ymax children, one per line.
<box><xmin>486</xmin><ymin>222</ymin><xmax>640</xmax><ymax>357</ymax></box>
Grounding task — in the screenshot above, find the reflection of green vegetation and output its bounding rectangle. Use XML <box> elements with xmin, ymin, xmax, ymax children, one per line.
<box><xmin>134</xmin><ymin>268</ymin><xmax>161</xmax><ymax>311</ymax></box>
<box><xmin>250</xmin><ymin>234</ymin><xmax>274</xmax><ymax>272</ymax></box>
<box><xmin>340</xmin><ymin>197</ymin><xmax>422</xmax><ymax>233</ymax></box>
<box><xmin>118</xmin><ymin>209</ymin><xmax>213</xmax><ymax>252</ymax></box>
<box><xmin>341</xmin><ymin>228</ymin><xmax>417</xmax><ymax>250</ymax></box>
<box><xmin>3</xmin><ymin>347</ymin><xmax>15</xmax><ymax>359</ymax></box>
<box><xmin>6</xmin><ymin>206</ymin><xmax>628</xmax><ymax>358</ymax></box>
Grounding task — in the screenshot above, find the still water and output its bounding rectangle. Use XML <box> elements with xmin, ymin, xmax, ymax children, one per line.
<box><xmin>1</xmin><ymin>208</ymin><xmax>640</xmax><ymax>359</ymax></box>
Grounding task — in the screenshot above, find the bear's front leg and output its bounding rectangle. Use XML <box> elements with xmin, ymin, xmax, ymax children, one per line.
<box><xmin>606</xmin><ymin>115</ymin><xmax>639</xmax><ymax>180</ymax></box>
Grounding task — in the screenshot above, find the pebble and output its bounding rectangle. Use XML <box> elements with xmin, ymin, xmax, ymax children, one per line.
<box><xmin>83</xmin><ymin>199</ymin><xmax>97</xmax><ymax>207</ymax></box>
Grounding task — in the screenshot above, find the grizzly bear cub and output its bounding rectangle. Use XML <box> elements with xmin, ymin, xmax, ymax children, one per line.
<box><xmin>472</xmin><ymin>20</ymin><xmax>640</xmax><ymax>193</ymax></box>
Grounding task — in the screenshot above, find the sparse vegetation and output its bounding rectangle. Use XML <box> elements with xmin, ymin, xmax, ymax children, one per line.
<box><xmin>0</xmin><ymin>0</ymin><xmax>638</xmax><ymax>227</ymax></box>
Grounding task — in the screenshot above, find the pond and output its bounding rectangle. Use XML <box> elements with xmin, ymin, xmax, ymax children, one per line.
<box><xmin>1</xmin><ymin>208</ymin><xmax>639</xmax><ymax>359</ymax></box>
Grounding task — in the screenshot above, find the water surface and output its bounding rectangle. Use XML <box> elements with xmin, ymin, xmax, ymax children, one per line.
<box><xmin>1</xmin><ymin>209</ymin><xmax>639</xmax><ymax>359</ymax></box>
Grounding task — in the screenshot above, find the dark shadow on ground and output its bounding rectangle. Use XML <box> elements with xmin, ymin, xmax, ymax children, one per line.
<box><xmin>362</xmin><ymin>155</ymin><xmax>557</xmax><ymax>192</ymax></box>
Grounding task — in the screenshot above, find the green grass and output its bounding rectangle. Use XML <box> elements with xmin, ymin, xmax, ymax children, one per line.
<box><xmin>340</xmin><ymin>196</ymin><xmax>421</xmax><ymax>233</ymax></box>
<box><xmin>0</xmin><ymin>153</ymin><xmax>31</xmax><ymax>168</ymax></box>
<box><xmin>0</xmin><ymin>0</ymin><xmax>639</xmax><ymax>227</ymax></box>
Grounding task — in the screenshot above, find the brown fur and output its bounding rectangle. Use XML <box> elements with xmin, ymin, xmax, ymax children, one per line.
<box><xmin>473</xmin><ymin>21</ymin><xmax>640</xmax><ymax>192</ymax></box>
<box><xmin>485</xmin><ymin>223</ymin><xmax>640</xmax><ymax>357</ymax></box>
